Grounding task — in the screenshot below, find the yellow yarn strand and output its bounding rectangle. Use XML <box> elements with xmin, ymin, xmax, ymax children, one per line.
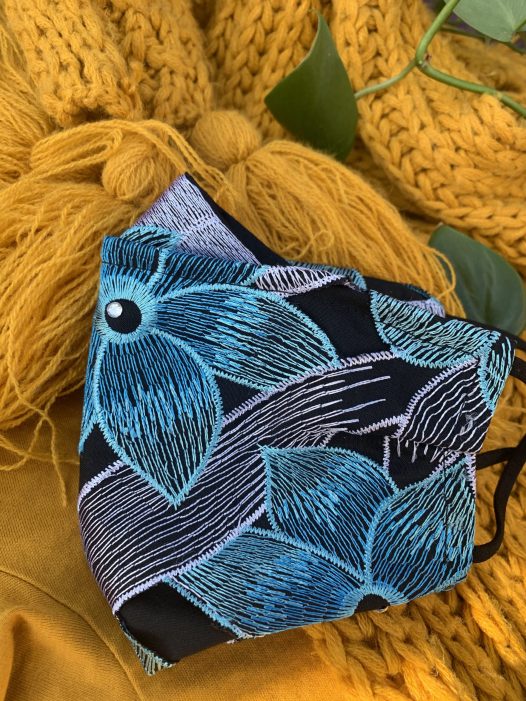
<box><xmin>0</xmin><ymin>119</ymin><xmax>228</xmax><ymax>488</ymax></box>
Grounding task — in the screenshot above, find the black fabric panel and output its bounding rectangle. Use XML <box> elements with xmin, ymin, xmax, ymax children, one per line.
<box><xmin>79</xmin><ymin>425</ymin><xmax>119</xmax><ymax>490</ymax></box>
<box><xmin>328</xmin><ymin>432</ymin><xmax>441</xmax><ymax>489</ymax></box>
<box><xmin>328</xmin><ymin>433</ymin><xmax>386</xmax><ymax>467</ymax></box>
<box><xmin>214</xmin><ymin>375</ymin><xmax>258</xmax><ymax>415</ymax></box>
<box><xmin>385</xmin><ymin>445</ymin><xmax>445</xmax><ymax>489</ymax></box>
<box><xmin>251</xmin><ymin>511</ymin><xmax>273</xmax><ymax>531</ymax></box>
<box><xmin>289</xmin><ymin>286</ymin><xmax>387</xmax><ymax>358</ymax></box>
<box><xmin>118</xmin><ymin>582</ymin><xmax>235</xmax><ymax>662</ymax></box>
<box><xmin>365</xmin><ymin>277</ymin><xmax>429</xmax><ymax>302</ymax></box>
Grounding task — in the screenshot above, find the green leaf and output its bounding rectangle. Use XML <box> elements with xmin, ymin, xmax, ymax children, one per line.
<box><xmin>264</xmin><ymin>13</ymin><xmax>357</xmax><ymax>161</ymax></box>
<box><xmin>451</xmin><ymin>0</ymin><xmax>526</xmax><ymax>42</ymax></box>
<box><xmin>430</xmin><ymin>225</ymin><xmax>526</xmax><ymax>335</ymax></box>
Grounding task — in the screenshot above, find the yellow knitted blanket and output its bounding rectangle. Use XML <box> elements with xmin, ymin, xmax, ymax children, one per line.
<box><xmin>0</xmin><ymin>1</ymin><xmax>525</xmax><ymax>698</ymax></box>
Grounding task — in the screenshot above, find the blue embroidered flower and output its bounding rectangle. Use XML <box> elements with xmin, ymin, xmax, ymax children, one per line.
<box><xmin>370</xmin><ymin>291</ymin><xmax>514</xmax><ymax>410</ymax></box>
<box><xmin>79</xmin><ymin>237</ymin><xmax>340</xmax><ymax>507</ymax></box>
<box><xmin>169</xmin><ymin>447</ymin><xmax>475</xmax><ymax>637</ymax></box>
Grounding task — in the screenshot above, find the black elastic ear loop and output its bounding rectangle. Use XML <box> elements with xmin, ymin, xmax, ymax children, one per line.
<box><xmin>510</xmin><ymin>354</ymin><xmax>526</xmax><ymax>383</ymax></box>
<box><xmin>475</xmin><ymin>447</ymin><xmax>514</xmax><ymax>471</ymax></box>
<box><xmin>473</xmin><ymin>435</ymin><xmax>526</xmax><ymax>563</ymax></box>
<box><xmin>442</xmin><ymin>318</ymin><xmax>526</xmax><ymax>561</ymax></box>
<box><xmin>472</xmin><ymin>353</ymin><xmax>526</xmax><ymax>563</ymax></box>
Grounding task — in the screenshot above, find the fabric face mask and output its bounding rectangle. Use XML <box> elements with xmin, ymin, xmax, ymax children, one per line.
<box><xmin>78</xmin><ymin>174</ymin><xmax>526</xmax><ymax>675</ymax></box>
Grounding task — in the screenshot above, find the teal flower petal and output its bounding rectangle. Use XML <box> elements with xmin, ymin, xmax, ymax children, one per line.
<box><xmin>121</xmin><ymin>224</ymin><xmax>183</xmax><ymax>248</ymax></box>
<box><xmin>370</xmin><ymin>290</ymin><xmax>499</xmax><ymax>369</ymax></box>
<box><xmin>78</xmin><ymin>326</ymin><xmax>101</xmax><ymax>453</ymax></box>
<box><xmin>264</xmin><ymin>446</ymin><xmax>394</xmax><ymax>574</ymax></box>
<box><xmin>94</xmin><ymin>331</ymin><xmax>221</xmax><ymax>506</ymax></box>
<box><xmin>150</xmin><ymin>250</ymin><xmax>262</xmax><ymax>297</ymax></box>
<box><xmin>369</xmin><ymin>460</ymin><xmax>457</xmax><ymax>600</ymax></box>
<box><xmin>478</xmin><ymin>335</ymin><xmax>514</xmax><ymax>411</ymax></box>
<box><xmin>156</xmin><ymin>286</ymin><xmax>338</xmax><ymax>389</ymax></box>
<box><xmin>442</xmin><ymin>458</ymin><xmax>476</xmax><ymax>581</ymax></box>
<box><xmin>171</xmin><ymin>528</ymin><xmax>363</xmax><ymax>637</ymax></box>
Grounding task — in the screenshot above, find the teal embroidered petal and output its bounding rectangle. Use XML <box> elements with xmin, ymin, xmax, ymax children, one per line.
<box><xmin>479</xmin><ymin>336</ymin><xmax>514</xmax><ymax>411</ymax></box>
<box><xmin>370</xmin><ymin>290</ymin><xmax>499</xmax><ymax>369</ymax></box>
<box><xmin>172</xmin><ymin>529</ymin><xmax>363</xmax><ymax>637</ymax></box>
<box><xmin>94</xmin><ymin>331</ymin><xmax>221</xmax><ymax>506</ymax></box>
<box><xmin>78</xmin><ymin>326</ymin><xmax>101</xmax><ymax>453</ymax></box>
<box><xmin>121</xmin><ymin>224</ymin><xmax>183</xmax><ymax>248</ymax></box>
<box><xmin>442</xmin><ymin>458</ymin><xmax>476</xmax><ymax>579</ymax></box>
<box><xmin>156</xmin><ymin>286</ymin><xmax>339</xmax><ymax>389</ymax></box>
<box><xmin>263</xmin><ymin>446</ymin><xmax>394</xmax><ymax>574</ymax></box>
<box><xmin>369</xmin><ymin>461</ymin><xmax>451</xmax><ymax>600</ymax></box>
<box><xmin>151</xmin><ymin>250</ymin><xmax>262</xmax><ymax>297</ymax></box>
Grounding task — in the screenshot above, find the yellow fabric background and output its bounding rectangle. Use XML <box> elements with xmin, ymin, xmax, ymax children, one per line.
<box><xmin>0</xmin><ymin>391</ymin><xmax>350</xmax><ymax>701</ymax></box>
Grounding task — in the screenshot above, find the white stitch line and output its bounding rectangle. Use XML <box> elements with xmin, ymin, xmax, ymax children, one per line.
<box><xmin>78</xmin><ymin>460</ymin><xmax>124</xmax><ymax>505</ymax></box>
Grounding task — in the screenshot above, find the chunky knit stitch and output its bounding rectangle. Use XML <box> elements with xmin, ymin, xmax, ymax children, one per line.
<box><xmin>3</xmin><ymin>0</ymin><xmax>212</xmax><ymax>130</ymax></box>
<box><xmin>206</xmin><ymin>0</ymin><xmax>526</xmax><ymax>269</ymax></box>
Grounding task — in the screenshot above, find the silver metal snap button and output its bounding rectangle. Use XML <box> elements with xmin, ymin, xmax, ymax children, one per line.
<box><xmin>106</xmin><ymin>301</ymin><xmax>123</xmax><ymax>319</ymax></box>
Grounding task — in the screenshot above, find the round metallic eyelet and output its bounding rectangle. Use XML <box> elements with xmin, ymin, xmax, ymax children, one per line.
<box><xmin>104</xmin><ymin>298</ymin><xmax>142</xmax><ymax>334</ymax></box>
<box><xmin>106</xmin><ymin>301</ymin><xmax>123</xmax><ymax>318</ymax></box>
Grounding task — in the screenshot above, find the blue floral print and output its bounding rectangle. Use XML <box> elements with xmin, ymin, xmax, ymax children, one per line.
<box><xmin>79</xmin><ymin>239</ymin><xmax>340</xmax><ymax>505</ymax></box>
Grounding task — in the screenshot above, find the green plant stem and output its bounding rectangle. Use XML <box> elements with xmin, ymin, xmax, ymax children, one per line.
<box><xmin>415</xmin><ymin>0</ymin><xmax>461</xmax><ymax>64</ymax></box>
<box><xmin>354</xmin><ymin>0</ymin><xmax>526</xmax><ymax>119</ymax></box>
<box><xmin>419</xmin><ymin>63</ymin><xmax>526</xmax><ymax>117</ymax></box>
<box><xmin>354</xmin><ymin>59</ymin><xmax>417</xmax><ymax>99</ymax></box>
<box><xmin>415</xmin><ymin>0</ymin><xmax>526</xmax><ymax>118</ymax></box>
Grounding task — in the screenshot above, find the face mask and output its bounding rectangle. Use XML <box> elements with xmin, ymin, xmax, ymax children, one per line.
<box><xmin>78</xmin><ymin>174</ymin><xmax>526</xmax><ymax>675</ymax></box>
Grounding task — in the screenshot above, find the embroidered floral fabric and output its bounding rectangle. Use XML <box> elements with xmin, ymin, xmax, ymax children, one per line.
<box><xmin>78</xmin><ymin>174</ymin><xmax>517</xmax><ymax>674</ymax></box>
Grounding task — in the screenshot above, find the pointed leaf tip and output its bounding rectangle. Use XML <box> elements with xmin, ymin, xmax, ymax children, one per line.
<box><xmin>430</xmin><ymin>225</ymin><xmax>526</xmax><ymax>335</ymax></box>
<box><xmin>264</xmin><ymin>13</ymin><xmax>358</xmax><ymax>161</ymax></box>
<box><xmin>451</xmin><ymin>0</ymin><xmax>526</xmax><ymax>43</ymax></box>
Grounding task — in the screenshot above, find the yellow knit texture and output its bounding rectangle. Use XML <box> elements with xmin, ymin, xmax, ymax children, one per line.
<box><xmin>207</xmin><ymin>0</ymin><xmax>526</xmax><ymax>267</ymax></box>
<box><xmin>0</xmin><ymin>1</ymin><xmax>525</xmax><ymax>698</ymax></box>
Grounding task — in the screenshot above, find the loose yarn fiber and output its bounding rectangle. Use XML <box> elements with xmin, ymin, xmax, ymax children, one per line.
<box><xmin>0</xmin><ymin>1</ymin><xmax>525</xmax><ymax>698</ymax></box>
